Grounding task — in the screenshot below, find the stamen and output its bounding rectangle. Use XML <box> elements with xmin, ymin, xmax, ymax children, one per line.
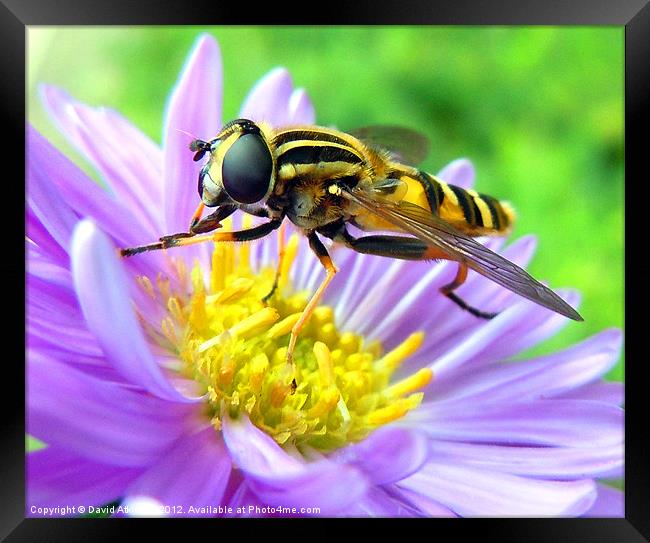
<box><xmin>211</xmin><ymin>244</ymin><xmax>227</xmax><ymax>293</ymax></box>
<box><xmin>174</xmin><ymin>258</ymin><xmax>188</xmax><ymax>290</ymax></box>
<box><xmin>367</xmin><ymin>394</ymin><xmax>424</xmax><ymax>426</ymax></box>
<box><xmin>210</xmin><ymin>217</ymin><xmax>234</xmax><ymax>293</ymax></box>
<box><xmin>313</xmin><ymin>341</ymin><xmax>335</xmax><ymax>387</ymax></box>
<box><xmin>385</xmin><ymin>368</ymin><xmax>433</xmax><ymax>398</ymax></box>
<box><xmin>307</xmin><ymin>388</ymin><xmax>340</xmax><ymax>418</ymax></box>
<box><xmin>339</xmin><ymin>332</ymin><xmax>361</xmax><ymax>355</ymax></box>
<box><xmin>161</xmin><ymin>316</ymin><xmax>178</xmax><ymax>345</ymax></box>
<box><xmin>219</xmin><ymin>356</ymin><xmax>235</xmax><ymax>387</ymax></box>
<box><xmin>137</xmin><ymin>276</ymin><xmax>155</xmax><ymax>299</ymax></box>
<box><xmin>267</xmin><ymin>312</ymin><xmax>302</xmax><ymax>339</ymax></box>
<box><xmin>198</xmin><ymin>307</ymin><xmax>279</xmax><ymax>352</ymax></box>
<box><xmin>198</xmin><ymin>331</ymin><xmax>228</xmax><ymax>353</ymax></box>
<box><xmin>228</xmin><ymin>307</ymin><xmax>279</xmax><ymax>339</ymax></box>
<box><xmin>156</xmin><ymin>274</ymin><xmax>171</xmax><ymax>301</ymax></box>
<box><xmin>270</xmin><ymin>364</ymin><xmax>295</xmax><ymax>407</ymax></box>
<box><xmin>206</xmin><ymin>277</ymin><xmax>255</xmax><ymax>304</ymax></box>
<box><xmin>167</xmin><ymin>297</ymin><xmax>184</xmax><ymax>325</ymax></box>
<box><xmin>144</xmin><ymin>234</ymin><xmax>430</xmax><ymax>451</ymax></box>
<box><xmin>249</xmin><ymin>352</ymin><xmax>269</xmax><ymax>393</ymax></box>
<box><xmin>378</xmin><ymin>332</ymin><xmax>425</xmax><ymax>371</ymax></box>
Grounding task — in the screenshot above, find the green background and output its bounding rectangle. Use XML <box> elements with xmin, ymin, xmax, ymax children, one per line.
<box><xmin>27</xmin><ymin>26</ymin><xmax>624</xmax><ymax>382</ymax></box>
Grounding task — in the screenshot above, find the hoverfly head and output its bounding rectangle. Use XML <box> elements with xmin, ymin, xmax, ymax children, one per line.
<box><xmin>193</xmin><ymin>119</ymin><xmax>275</xmax><ymax>208</ymax></box>
<box><xmin>218</xmin><ymin>119</ymin><xmax>274</xmax><ymax>205</ymax></box>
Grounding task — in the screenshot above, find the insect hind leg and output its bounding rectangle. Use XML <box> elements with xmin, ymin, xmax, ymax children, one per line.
<box><xmin>440</xmin><ymin>263</ymin><xmax>498</xmax><ymax>320</ymax></box>
<box><xmin>321</xmin><ymin>223</ymin><xmax>499</xmax><ymax>320</ymax></box>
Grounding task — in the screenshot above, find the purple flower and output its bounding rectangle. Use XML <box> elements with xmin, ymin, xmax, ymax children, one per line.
<box><xmin>26</xmin><ymin>34</ymin><xmax>623</xmax><ymax>518</ymax></box>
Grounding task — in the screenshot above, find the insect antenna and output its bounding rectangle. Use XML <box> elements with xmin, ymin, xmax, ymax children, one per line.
<box><xmin>173</xmin><ymin>128</ymin><xmax>212</xmax><ymax>162</ymax></box>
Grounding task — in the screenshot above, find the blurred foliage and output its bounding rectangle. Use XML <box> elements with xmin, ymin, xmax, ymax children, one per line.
<box><xmin>27</xmin><ymin>26</ymin><xmax>624</xmax><ymax>381</ymax></box>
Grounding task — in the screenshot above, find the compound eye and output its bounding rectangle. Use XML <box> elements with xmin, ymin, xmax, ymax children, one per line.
<box><xmin>197</xmin><ymin>165</ymin><xmax>207</xmax><ymax>196</ymax></box>
<box><xmin>221</xmin><ymin>133</ymin><xmax>273</xmax><ymax>204</ymax></box>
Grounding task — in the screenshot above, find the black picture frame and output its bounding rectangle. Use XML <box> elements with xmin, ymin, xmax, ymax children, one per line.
<box><xmin>5</xmin><ymin>0</ymin><xmax>644</xmax><ymax>539</ymax></box>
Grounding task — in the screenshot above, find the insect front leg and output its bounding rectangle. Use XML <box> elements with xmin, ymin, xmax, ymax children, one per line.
<box><xmin>188</xmin><ymin>205</ymin><xmax>237</xmax><ymax>234</ymax></box>
<box><xmin>121</xmin><ymin>216</ymin><xmax>281</xmax><ymax>257</ymax></box>
<box><xmin>142</xmin><ymin>205</ymin><xmax>238</xmax><ymax>253</ymax></box>
<box><xmin>322</xmin><ymin>223</ymin><xmax>498</xmax><ymax>320</ymax></box>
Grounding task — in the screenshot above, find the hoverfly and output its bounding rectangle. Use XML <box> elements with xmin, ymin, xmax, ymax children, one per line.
<box><xmin>122</xmin><ymin>118</ymin><xmax>583</xmax><ymax>371</ymax></box>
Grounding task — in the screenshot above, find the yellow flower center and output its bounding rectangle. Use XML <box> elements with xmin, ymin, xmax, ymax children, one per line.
<box><xmin>136</xmin><ymin>219</ymin><xmax>431</xmax><ymax>451</ymax></box>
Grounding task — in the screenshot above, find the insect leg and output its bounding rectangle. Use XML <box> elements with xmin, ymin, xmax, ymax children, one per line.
<box><xmin>321</xmin><ymin>222</ymin><xmax>445</xmax><ymax>260</ymax></box>
<box><xmin>189</xmin><ymin>201</ymin><xmax>206</xmax><ymax>230</ymax></box>
<box><xmin>286</xmin><ymin>232</ymin><xmax>338</xmax><ymax>390</ymax></box>
<box><xmin>261</xmin><ymin>220</ymin><xmax>287</xmax><ymax>304</ymax></box>
<box><xmin>440</xmin><ymin>262</ymin><xmax>498</xmax><ymax>320</ymax></box>
<box><xmin>121</xmin><ymin>206</ymin><xmax>238</xmax><ymax>256</ymax></box>
<box><xmin>324</xmin><ymin>224</ymin><xmax>498</xmax><ymax>320</ymax></box>
<box><xmin>189</xmin><ymin>205</ymin><xmax>237</xmax><ymax>234</ymax></box>
<box><xmin>121</xmin><ymin>218</ymin><xmax>282</xmax><ymax>257</ymax></box>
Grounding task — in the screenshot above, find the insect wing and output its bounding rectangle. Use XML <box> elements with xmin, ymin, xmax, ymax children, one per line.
<box><xmin>341</xmin><ymin>186</ymin><xmax>583</xmax><ymax>321</ymax></box>
<box><xmin>349</xmin><ymin>125</ymin><xmax>430</xmax><ymax>166</ymax></box>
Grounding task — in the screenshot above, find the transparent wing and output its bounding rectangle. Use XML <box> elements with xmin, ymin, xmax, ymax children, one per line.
<box><xmin>349</xmin><ymin>125</ymin><xmax>430</xmax><ymax>166</ymax></box>
<box><xmin>341</xmin><ymin>185</ymin><xmax>583</xmax><ymax>321</ymax></box>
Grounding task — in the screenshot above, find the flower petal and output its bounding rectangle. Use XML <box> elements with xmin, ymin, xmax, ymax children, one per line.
<box><xmin>330</xmin><ymin>427</ymin><xmax>429</xmax><ymax>485</ymax></box>
<box><xmin>561</xmin><ymin>381</ymin><xmax>624</xmax><ymax>405</ymax></box>
<box><xmin>436</xmin><ymin>158</ymin><xmax>476</xmax><ymax>189</ymax></box>
<box><xmin>227</xmin><ymin>480</ymin><xmax>326</xmax><ymax>517</ymax></box>
<box><xmin>27</xmin><ymin>127</ymin><xmax>167</xmax><ymax>283</ymax></box>
<box><xmin>27</xmin><ymin>351</ymin><xmax>194</xmax><ymax>467</ymax></box>
<box><xmin>27</xmin><ymin>137</ymin><xmax>80</xmax><ymax>252</ymax></box>
<box><xmin>287</xmin><ymin>88</ymin><xmax>316</xmax><ymax>125</ymax></box>
<box><xmin>583</xmin><ymin>483</ymin><xmax>624</xmax><ymax>517</ymax></box>
<box><xmin>28</xmin><ymin>272</ymin><xmax>83</xmax><ymax>324</ymax></box>
<box><xmin>389</xmin><ymin>486</ymin><xmax>457</xmax><ymax>517</ymax></box>
<box><xmin>28</xmin><ymin>126</ymin><xmax>156</xmax><ymax>248</ymax></box>
<box><xmin>239</xmin><ymin>67</ymin><xmax>294</xmax><ymax>126</ymax></box>
<box><xmin>26</xmin><ymin>244</ymin><xmax>71</xmax><ymax>289</ymax></box>
<box><xmin>406</xmin><ymin>399</ymin><xmax>623</xmax><ymax>448</ymax></box>
<box><xmin>360</xmin><ymin>259</ymin><xmax>455</xmax><ymax>344</ymax></box>
<box><xmin>26</xmin><ymin>204</ymin><xmax>69</xmax><ymax>265</ymax></box>
<box><xmin>427</xmin><ymin>329</ymin><xmax>623</xmax><ymax>404</ymax></box>
<box><xmin>341</xmin><ymin>257</ymin><xmax>414</xmax><ymax>334</ymax></box>
<box><xmin>70</xmin><ymin>220</ymin><xmax>199</xmax><ymax>402</ymax></box>
<box><xmin>411</xmin><ymin>236</ymin><xmax>534</xmax><ymax>349</ymax></box>
<box><xmin>27</xmin><ymin>446</ymin><xmax>142</xmax><ymax>514</ymax></box>
<box><xmin>27</xmin><ymin>271</ymin><xmax>104</xmax><ymax>359</ymax></box>
<box><xmin>427</xmin><ymin>299</ymin><xmax>534</xmax><ymax>375</ymax></box>
<box><xmin>428</xmin><ymin>440</ymin><xmax>622</xmax><ymax>480</ymax></box>
<box><xmin>344</xmin><ymin>487</ymin><xmax>421</xmax><ymax>517</ymax></box>
<box><xmin>398</xmin><ymin>462</ymin><xmax>597</xmax><ymax>516</ymax></box>
<box><xmin>227</xmin><ymin>481</ymin><xmax>271</xmax><ymax>517</ymax></box>
<box><xmin>39</xmin><ymin>86</ymin><xmax>163</xmax><ymax>234</ymax></box>
<box><xmin>163</xmin><ymin>33</ymin><xmax>222</xmax><ymax>237</ymax></box>
<box><xmin>125</xmin><ymin>426</ymin><xmax>231</xmax><ymax>515</ymax></box>
<box><xmin>222</xmin><ymin>414</ymin><xmax>368</xmax><ymax>514</ymax></box>
<box><xmin>483</xmin><ymin>290</ymin><xmax>582</xmax><ymax>362</ymax></box>
<box><xmin>425</xmin><ymin>290</ymin><xmax>580</xmax><ymax>377</ymax></box>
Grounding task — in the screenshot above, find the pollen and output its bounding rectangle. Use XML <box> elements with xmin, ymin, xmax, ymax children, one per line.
<box><xmin>136</xmin><ymin>231</ymin><xmax>431</xmax><ymax>451</ymax></box>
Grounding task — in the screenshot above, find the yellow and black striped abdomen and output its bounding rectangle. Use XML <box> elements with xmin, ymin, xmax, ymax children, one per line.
<box><xmin>399</xmin><ymin>169</ymin><xmax>515</xmax><ymax>236</ymax></box>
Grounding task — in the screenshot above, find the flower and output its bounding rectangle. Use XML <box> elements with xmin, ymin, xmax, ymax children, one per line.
<box><xmin>26</xmin><ymin>33</ymin><xmax>624</xmax><ymax>517</ymax></box>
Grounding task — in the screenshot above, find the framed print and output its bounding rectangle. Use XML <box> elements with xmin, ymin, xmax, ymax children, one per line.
<box><xmin>3</xmin><ymin>0</ymin><xmax>646</xmax><ymax>539</ymax></box>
